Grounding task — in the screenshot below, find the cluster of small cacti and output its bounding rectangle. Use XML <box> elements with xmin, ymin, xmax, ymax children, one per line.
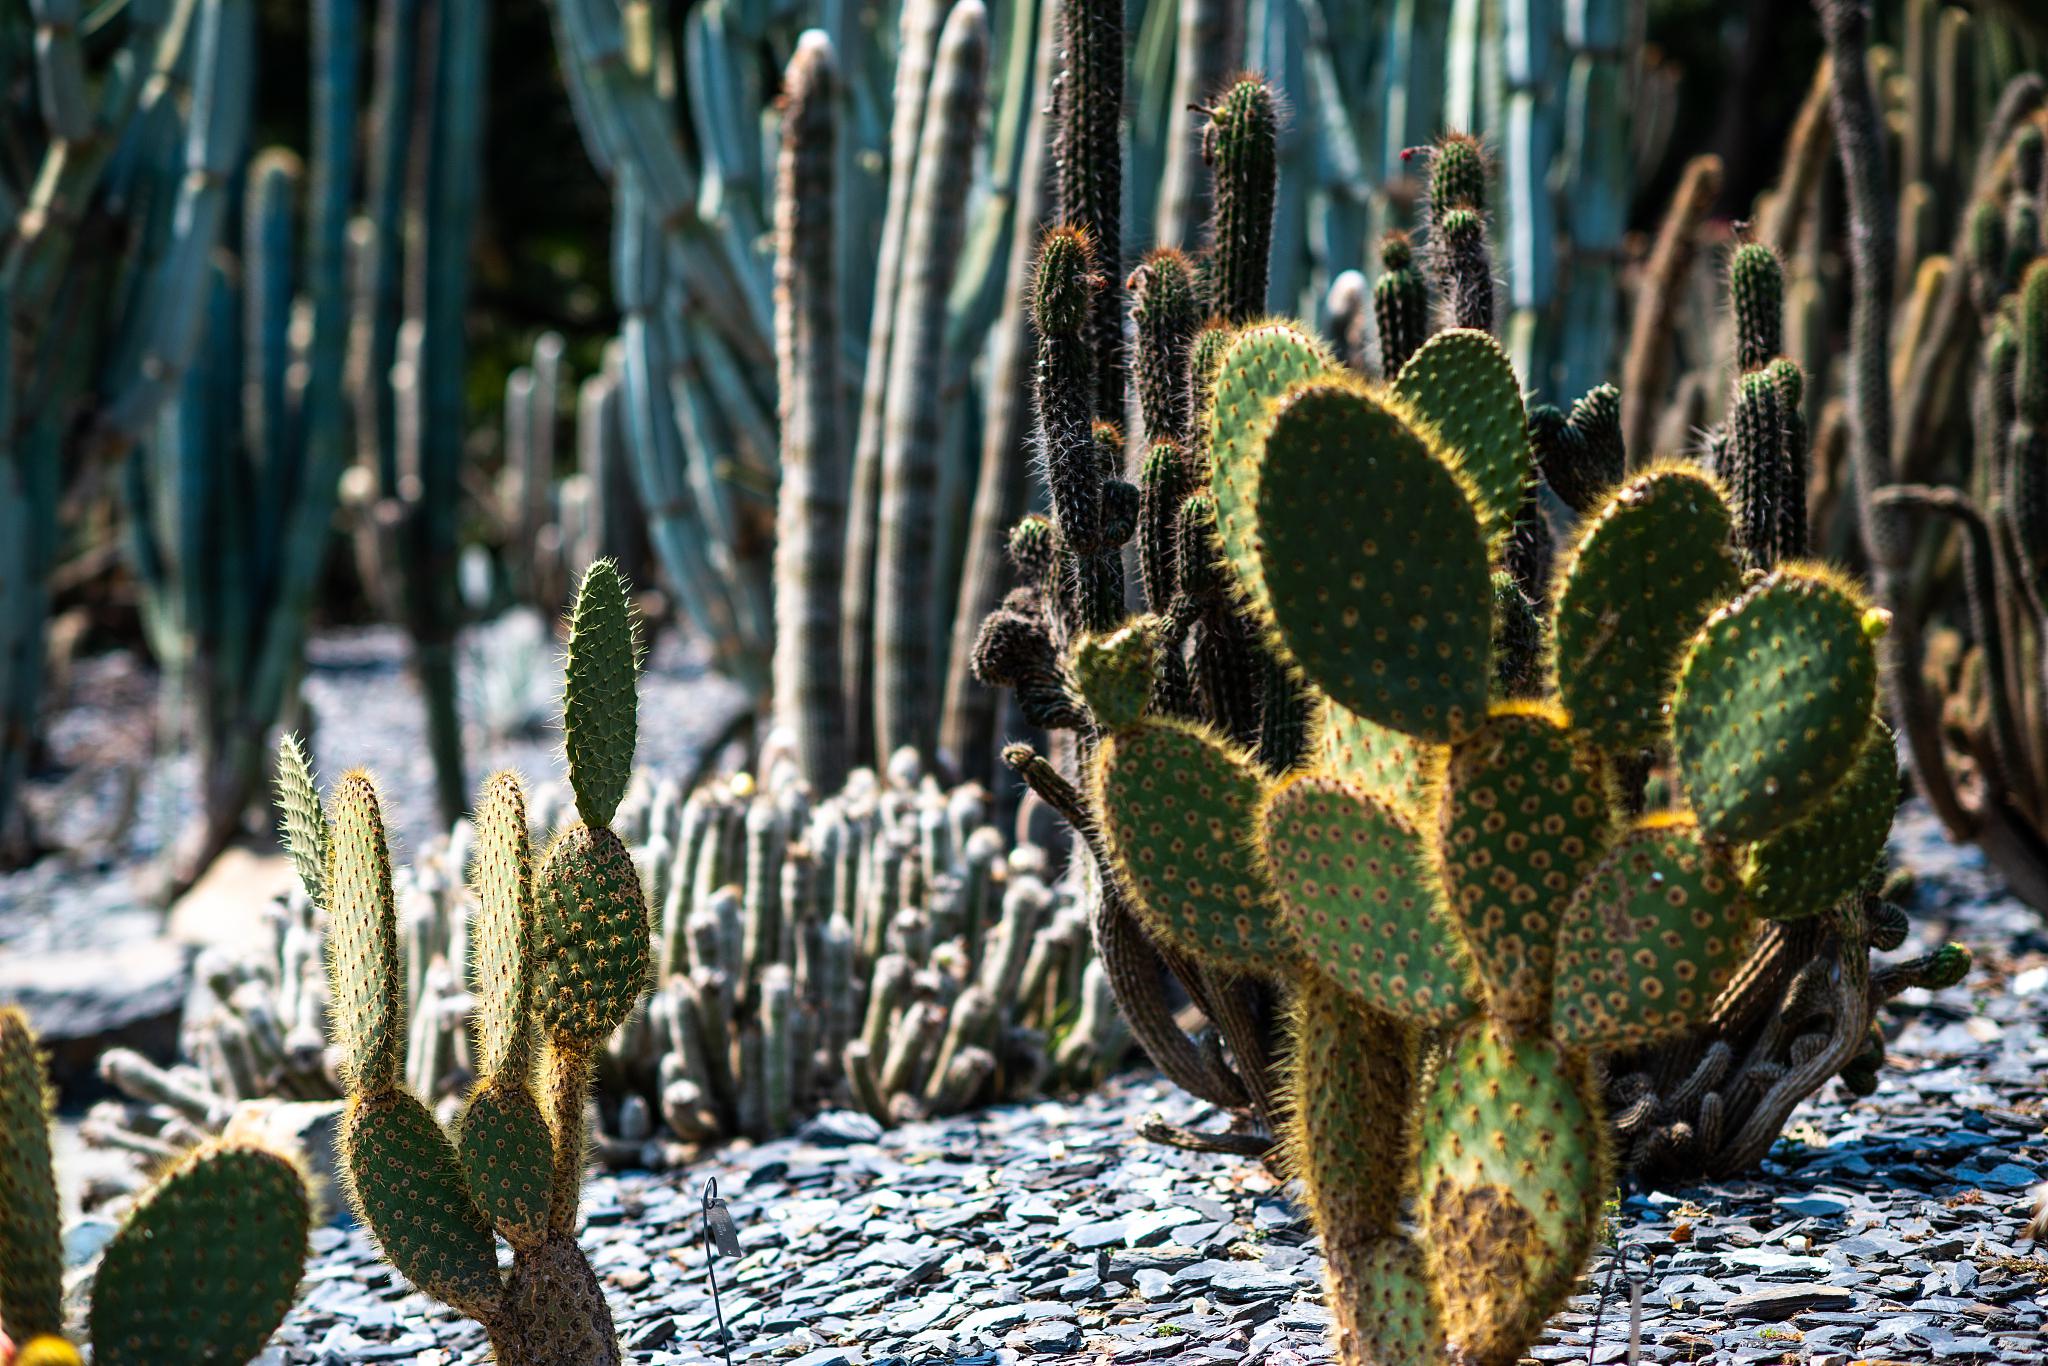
<box><xmin>594</xmin><ymin>744</ymin><xmax>1125</xmax><ymax>1159</ymax></box>
<box><xmin>1</xmin><ymin>1008</ymin><xmax>311</xmax><ymax>1365</ymax></box>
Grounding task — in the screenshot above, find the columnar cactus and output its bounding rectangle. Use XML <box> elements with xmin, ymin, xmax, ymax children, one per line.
<box><xmin>0</xmin><ymin>1009</ymin><xmax>310</xmax><ymax>1366</ymax></box>
<box><xmin>304</xmin><ymin>561</ymin><xmax>649</xmax><ymax>1366</ymax></box>
<box><xmin>1076</xmin><ymin>325</ymin><xmax>1903</xmax><ymax>1363</ymax></box>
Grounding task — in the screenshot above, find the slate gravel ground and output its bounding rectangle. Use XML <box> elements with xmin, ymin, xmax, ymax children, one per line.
<box><xmin>264</xmin><ymin>802</ymin><xmax>2048</xmax><ymax>1366</ymax></box>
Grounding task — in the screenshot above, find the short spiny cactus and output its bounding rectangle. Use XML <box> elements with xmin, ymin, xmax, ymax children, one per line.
<box><xmin>299</xmin><ymin>560</ymin><xmax>650</xmax><ymax>1366</ymax></box>
<box><xmin>1070</xmin><ymin>329</ymin><xmax>1905</xmax><ymax>1363</ymax></box>
<box><xmin>0</xmin><ymin>1009</ymin><xmax>310</xmax><ymax>1366</ymax></box>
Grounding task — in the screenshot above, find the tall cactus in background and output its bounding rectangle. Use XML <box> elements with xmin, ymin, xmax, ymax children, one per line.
<box><xmin>341</xmin><ymin>0</ymin><xmax>488</xmax><ymax>826</ymax></box>
<box><xmin>0</xmin><ymin>1008</ymin><xmax>311</xmax><ymax>1365</ymax></box>
<box><xmin>1</xmin><ymin>0</ymin><xmax>246</xmax><ymax>858</ymax></box>
<box><xmin>126</xmin><ymin>0</ymin><xmax>361</xmax><ymax>892</ymax></box>
<box><xmin>307</xmin><ymin>561</ymin><xmax>647</xmax><ymax>1366</ymax></box>
<box><xmin>772</xmin><ymin>34</ymin><xmax>850</xmax><ymax>794</ymax></box>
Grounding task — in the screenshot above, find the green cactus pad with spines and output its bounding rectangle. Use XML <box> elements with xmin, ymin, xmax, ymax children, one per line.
<box><xmin>457</xmin><ymin>1076</ymin><xmax>555</xmax><ymax>1248</ymax></box>
<box><xmin>1284</xmin><ymin>982</ymin><xmax>1415</xmax><ymax>1233</ymax></box>
<box><xmin>1252</xmin><ymin>379</ymin><xmax>1492</xmax><ymax>742</ymax></box>
<box><xmin>341</xmin><ymin>1090</ymin><xmax>501</xmax><ymax>1317</ymax></box>
<box><xmin>562</xmin><ymin>559</ymin><xmax>640</xmax><ymax>831</ymax></box>
<box><xmin>1391</xmin><ymin>328</ymin><xmax>1532</xmax><ymax>551</ymax></box>
<box><xmin>1553</xmin><ymin>464</ymin><xmax>1743</xmax><ymax>751</ymax></box>
<box><xmin>1073</xmin><ymin>624</ymin><xmax>1158</xmax><ymax>731</ymax></box>
<box><xmin>88</xmin><ymin>1141</ymin><xmax>310</xmax><ymax>1366</ymax></box>
<box><xmin>274</xmin><ymin>733</ymin><xmax>328</xmax><ymax>909</ymax></box>
<box><xmin>535</xmin><ymin>824</ymin><xmax>654</xmax><ymax>1049</ymax></box>
<box><xmin>470</xmin><ymin>770</ymin><xmax>535</xmax><ymax>1081</ymax></box>
<box><xmin>327</xmin><ymin>771</ymin><xmax>404</xmax><ymax>1093</ymax></box>
<box><xmin>1094</xmin><ymin>720</ymin><xmax>1283</xmax><ymax>974</ymax></box>
<box><xmin>1744</xmin><ymin>723</ymin><xmax>1899</xmax><ymax>922</ymax></box>
<box><xmin>0</xmin><ymin>1008</ymin><xmax>61</xmax><ymax>1343</ymax></box>
<box><xmin>1437</xmin><ymin>704</ymin><xmax>1610</xmax><ymax>1027</ymax></box>
<box><xmin>1673</xmin><ymin>565</ymin><xmax>1879</xmax><ymax>844</ymax></box>
<box><xmin>1321</xmin><ymin>700</ymin><xmax>1440</xmax><ymax>817</ymax></box>
<box><xmin>1261</xmin><ymin>775</ymin><xmax>1475</xmax><ymax>1025</ymax></box>
<box><xmin>1346</xmin><ymin>1238</ymin><xmax>1442</xmax><ymax>1366</ymax></box>
<box><xmin>1206</xmin><ymin>323</ymin><xmax>1335</xmax><ymax>614</ymax></box>
<box><xmin>1550</xmin><ymin>815</ymin><xmax>1752</xmax><ymax>1049</ymax></box>
<box><xmin>1415</xmin><ymin>1022</ymin><xmax>1604</xmax><ymax>1366</ymax></box>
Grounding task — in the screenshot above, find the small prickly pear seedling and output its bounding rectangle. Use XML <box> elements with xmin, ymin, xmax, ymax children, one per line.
<box><xmin>0</xmin><ymin>1009</ymin><xmax>311</xmax><ymax>1366</ymax></box>
<box><xmin>296</xmin><ymin>560</ymin><xmax>650</xmax><ymax>1366</ymax></box>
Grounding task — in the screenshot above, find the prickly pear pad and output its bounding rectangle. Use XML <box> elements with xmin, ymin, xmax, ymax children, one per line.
<box><xmin>1550</xmin><ymin>816</ymin><xmax>1751</xmax><ymax>1049</ymax></box>
<box><xmin>470</xmin><ymin>771</ymin><xmax>534</xmax><ymax>1080</ymax></box>
<box><xmin>1095</xmin><ymin>721</ymin><xmax>1283</xmax><ymax>974</ymax></box>
<box><xmin>562</xmin><ymin>559</ymin><xmax>640</xmax><ymax>830</ymax></box>
<box><xmin>0</xmin><ymin>1008</ymin><xmax>62</xmax><ymax>1342</ymax></box>
<box><xmin>328</xmin><ymin>771</ymin><xmax>404</xmax><ymax>1093</ymax></box>
<box><xmin>1262</xmin><ymin>776</ymin><xmax>1475</xmax><ymax>1025</ymax></box>
<box><xmin>1320</xmin><ymin>699</ymin><xmax>1440</xmax><ymax>817</ymax></box>
<box><xmin>1552</xmin><ymin>465</ymin><xmax>1742</xmax><ymax>752</ymax></box>
<box><xmin>1391</xmin><ymin>328</ymin><xmax>1532</xmax><ymax>552</ymax></box>
<box><xmin>89</xmin><ymin>1141</ymin><xmax>309</xmax><ymax>1366</ymax></box>
<box><xmin>1207</xmin><ymin>324</ymin><xmax>1334</xmax><ymax>616</ymax></box>
<box><xmin>1437</xmin><ymin>704</ymin><xmax>1610</xmax><ymax>1027</ymax></box>
<box><xmin>1415</xmin><ymin>1023</ymin><xmax>1605</xmax><ymax>1366</ymax></box>
<box><xmin>1343</xmin><ymin>1237</ymin><xmax>1443</xmax><ymax>1366</ymax></box>
<box><xmin>1745</xmin><ymin>722</ymin><xmax>1899</xmax><ymax>922</ymax></box>
<box><xmin>536</xmin><ymin>824</ymin><xmax>654</xmax><ymax>1049</ymax></box>
<box><xmin>1252</xmin><ymin>380</ymin><xmax>1492</xmax><ymax>743</ymax></box>
<box><xmin>341</xmin><ymin>1091</ymin><xmax>500</xmax><ymax>1317</ymax></box>
<box><xmin>458</xmin><ymin>1075</ymin><xmax>555</xmax><ymax>1248</ymax></box>
<box><xmin>1673</xmin><ymin>565</ymin><xmax>1878</xmax><ymax>843</ymax></box>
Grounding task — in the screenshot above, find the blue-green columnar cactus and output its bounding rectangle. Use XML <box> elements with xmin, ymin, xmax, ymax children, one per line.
<box><xmin>1064</xmin><ymin>317</ymin><xmax>1916</xmax><ymax>1364</ymax></box>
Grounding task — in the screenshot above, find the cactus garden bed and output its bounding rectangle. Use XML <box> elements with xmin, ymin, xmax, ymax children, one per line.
<box><xmin>243</xmin><ymin>803</ymin><xmax>2048</xmax><ymax>1366</ymax></box>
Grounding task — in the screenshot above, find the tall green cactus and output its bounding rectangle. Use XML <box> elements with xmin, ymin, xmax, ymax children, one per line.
<box><xmin>2</xmin><ymin>0</ymin><xmax>247</xmax><ymax>855</ymax></box>
<box><xmin>1074</xmin><ymin>332</ymin><xmax>1900</xmax><ymax>1363</ymax></box>
<box><xmin>310</xmin><ymin>561</ymin><xmax>648</xmax><ymax>1365</ymax></box>
<box><xmin>0</xmin><ymin>1008</ymin><xmax>310</xmax><ymax>1365</ymax></box>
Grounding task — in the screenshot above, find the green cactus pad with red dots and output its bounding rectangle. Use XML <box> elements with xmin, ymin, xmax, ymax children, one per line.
<box><xmin>341</xmin><ymin>1091</ymin><xmax>500</xmax><ymax>1318</ymax></box>
<box><xmin>1252</xmin><ymin>380</ymin><xmax>1492</xmax><ymax>743</ymax></box>
<box><xmin>88</xmin><ymin>1141</ymin><xmax>310</xmax><ymax>1366</ymax></box>
<box><xmin>1391</xmin><ymin>328</ymin><xmax>1532</xmax><ymax>552</ymax></box>
<box><xmin>1094</xmin><ymin>720</ymin><xmax>1283</xmax><ymax>974</ymax></box>
<box><xmin>1550</xmin><ymin>816</ymin><xmax>1752</xmax><ymax>1049</ymax></box>
<box><xmin>1552</xmin><ymin>465</ymin><xmax>1742</xmax><ymax>752</ymax></box>
<box><xmin>1414</xmin><ymin>1022</ymin><xmax>1605</xmax><ymax>1365</ymax></box>
<box><xmin>536</xmin><ymin>823</ymin><xmax>654</xmax><ymax>1049</ymax></box>
<box><xmin>1437</xmin><ymin>704</ymin><xmax>1611</xmax><ymax>1027</ymax></box>
<box><xmin>1262</xmin><ymin>775</ymin><xmax>1475</xmax><ymax>1025</ymax></box>
<box><xmin>457</xmin><ymin>1075</ymin><xmax>555</xmax><ymax>1247</ymax></box>
<box><xmin>1744</xmin><ymin>722</ymin><xmax>1899</xmax><ymax>921</ymax></box>
<box><xmin>1206</xmin><ymin>323</ymin><xmax>1335</xmax><ymax>615</ymax></box>
<box><xmin>1673</xmin><ymin>564</ymin><xmax>1878</xmax><ymax>843</ymax></box>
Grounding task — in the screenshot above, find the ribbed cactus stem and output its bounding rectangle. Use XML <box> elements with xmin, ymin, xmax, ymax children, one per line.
<box><xmin>1053</xmin><ymin>0</ymin><xmax>1126</xmax><ymax>416</ymax></box>
<box><xmin>1730</xmin><ymin>242</ymin><xmax>1785</xmax><ymax>375</ymax></box>
<box><xmin>1204</xmin><ymin>78</ymin><xmax>1278</xmax><ymax>324</ymax></box>
<box><xmin>1131</xmin><ymin>248</ymin><xmax>1200</xmax><ymax>446</ymax></box>
<box><xmin>1373</xmin><ymin>232</ymin><xmax>1429</xmax><ymax>379</ymax></box>
<box><xmin>874</xmin><ymin>2</ymin><xmax>990</xmax><ymax>762</ymax></box>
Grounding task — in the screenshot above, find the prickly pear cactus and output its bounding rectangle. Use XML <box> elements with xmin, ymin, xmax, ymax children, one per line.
<box><xmin>309</xmin><ymin>560</ymin><xmax>650</xmax><ymax>1366</ymax></box>
<box><xmin>1077</xmin><ymin>323</ymin><xmax>1896</xmax><ymax>1365</ymax></box>
<box><xmin>0</xmin><ymin>1009</ymin><xmax>311</xmax><ymax>1366</ymax></box>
